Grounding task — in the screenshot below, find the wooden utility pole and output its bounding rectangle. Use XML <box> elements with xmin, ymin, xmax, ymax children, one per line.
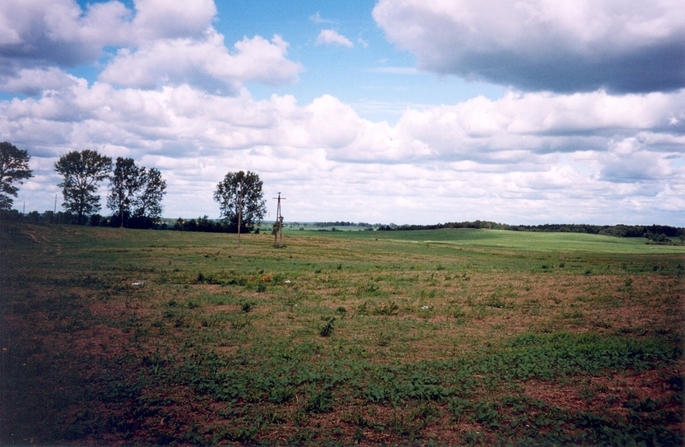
<box><xmin>273</xmin><ymin>192</ymin><xmax>285</xmax><ymax>247</ymax></box>
<box><xmin>236</xmin><ymin>179</ymin><xmax>243</xmax><ymax>248</ymax></box>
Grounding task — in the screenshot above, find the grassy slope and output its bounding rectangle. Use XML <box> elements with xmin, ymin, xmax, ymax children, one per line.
<box><xmin>299</xmin><ymin>227</ymin><xmax>685</xmax><ymax>254</ymax></box>
<box><xmin>1</xmin><ymin>223</ymin><xmax>683</xmax><ymax>446</ymax></box>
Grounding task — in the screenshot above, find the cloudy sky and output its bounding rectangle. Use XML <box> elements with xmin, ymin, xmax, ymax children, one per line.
<box><xmin>1</xmin><ymin>0</ymin><xmax>684</xmax><ymax>225</ymax></box>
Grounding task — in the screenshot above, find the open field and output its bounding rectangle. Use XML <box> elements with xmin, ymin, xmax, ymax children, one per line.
<box><xmin>1</xmin><ymin>223</ymin><xmax>683</xmax><ymax>445</ymax></box>
<box><xmin>305</xmin><ymin>228</ymin><xmax>685</xmax><ymax>254</ymax></box>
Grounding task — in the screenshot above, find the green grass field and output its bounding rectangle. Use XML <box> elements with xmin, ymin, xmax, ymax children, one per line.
<box><xmin>301</xmin><ymin>227</ymin><xmax>685</xmax><ymax>254</ymax></box>
<box><xmin>1</xmin><ymin>223</ymin><xmax>683</xmax><ymax>445</ymax></box>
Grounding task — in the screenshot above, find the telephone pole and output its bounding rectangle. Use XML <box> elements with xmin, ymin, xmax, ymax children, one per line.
<box><xmin>236</xmin><ymin>179</ymin><xmax>243</xmax><ymax>248</ymax></box>
<box><xmin>273</xmin><ymin>192</ymin><xmax>285</xmax><ymax>247</ymax></box>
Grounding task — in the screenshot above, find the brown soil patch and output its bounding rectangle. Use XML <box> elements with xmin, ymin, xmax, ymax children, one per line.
<box><xmin>525</xmin><ymin>362</ymin><xmax>684</xmax><ymax>421</ymax></box>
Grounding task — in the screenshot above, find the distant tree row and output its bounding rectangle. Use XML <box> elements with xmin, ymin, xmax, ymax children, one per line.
<box><xmin>1</xmin><ymin>142</ymin><xmax>267</xmax><ymax>234</ymax></box>
<box><xmin>377</xmin><ymin>220</ymin><xmax>685</xmax><ymax>241</ymax></box>
<box><xmin>170</xmin><ymin>216</ymin><xmax>243</xmax><ymax>233</ymax></box>
<box><xmin>2</xmin><ymin>142</ymin><xmax>680</xmax><ymax>237</ymax></box>
<box><xmin>0</xmin><ymin>209</ymin><xmax>169</xmax><ymax>228</ymax></box>
<box><xmin>312</xmin><ymin>221</ymin><xmax>374</xmax><ymax>228</ymax></box>
<box><xmin>0</xmin><ymin>144</ymin><xmax>169</xmax><ymax>228</ymax></box>
<box><xmin>53</xmin><ymin>150</ymin><xmax>167</xmax><ymax>228</ymax></box>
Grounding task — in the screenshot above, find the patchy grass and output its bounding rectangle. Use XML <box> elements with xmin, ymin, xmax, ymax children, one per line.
<box><xmin>1</xmin><ymin>223</ymin><xmax>683</xmax><ymax>445</ymax></box>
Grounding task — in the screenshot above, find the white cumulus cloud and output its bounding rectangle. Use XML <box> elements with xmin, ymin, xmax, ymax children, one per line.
<box><xmin>100</xmin><ymin>32</ymin><xmax>303</xmax><ymax>93</ymax></box>
<box><xmin>2</xmin><ymin>80</ymin><xmax>683</xmax><ymax>224</ymax></box>
<box><xmin>373</xmin><ymin>0</ymin><xmax>685</xmax><ymax>93</ymax></box>
<box><xmin>0</xmin><ymin>0</ymin><xmax>133</xmax><ymax>68</ymax></box>
<box><xmin>316</xmin><ymin>29</ymin><xmax>354</xmax><ymax>48</ymax></box>
<box><xmin>0</xmin><ymin>67</ymin><xmax>80</xmax><ymax>95</ymax></box>
<box><xmin>0</xmin><ymin>0</ymin><xmax>301</xmax><ymax>95</ymax></box>
<box><xmin>132</xmin><ymin>0</ymin><xmax>216</xmax><ymax>40</ymax></box>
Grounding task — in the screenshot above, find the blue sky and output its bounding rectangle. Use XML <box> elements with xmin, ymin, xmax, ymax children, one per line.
<box><xmin>1</xmin><ymin>0</ymin><xmax>683</xmax><ymax>225</ymax></box>
<box><xmin>73</xmin><ymin>0</ymin><xmax>506</xmax><ymax>121</ymax></box>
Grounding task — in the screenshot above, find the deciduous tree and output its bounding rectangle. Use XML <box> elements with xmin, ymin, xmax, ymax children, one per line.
<box><xmin>107</xmin><ymin>157</ymin><xmax>167</xmax><ymax>228</ymax></box>
<box><xmin>0</xmin><ymin>142</ymin><xmax>33</xmax><ymax>211</ymax></box>
<box><xmin>132</xmin><ymin>167</ymin><xmax>166</xmax><ymax>228</ymax></box>
<box><xmin>54</xmin><ymin>150</ymin><xmax>112</xmax><ymax>224</ymax></box>
<box><xmin>214</xmin><ymin>170</ymin><xmax>266</xmax><ymax>234</ymax></box>
<box><xmin>107</xmin><ymin>157</ymin><xmax>142</xmax><ymax>227</ymax></box>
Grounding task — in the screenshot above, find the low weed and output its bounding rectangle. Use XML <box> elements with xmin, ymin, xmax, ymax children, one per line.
<box><xmin>358</xmin><ymin>300</ymin><xmax>399</xmax><ymax>316</ymax></box>
<box><xmin>305</xmin><ymin>388</ymin><xmax>334</xmax><ymax>413</ymax></box>
<box><xmin>376</xmin><ymin>331</ymin><xmax>394</xmax><ymax>347</ymax></box>
<box><xmin>319</xmin><ymin>317</ymin><xmax>336</xmax><ymax>337</ymax></box>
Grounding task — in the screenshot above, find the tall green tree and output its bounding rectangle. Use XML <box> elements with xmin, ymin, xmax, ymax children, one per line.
<box><xmin>133</xmin><ymin>167</ymin><xmax>166</xmax><ymax>227</ymax></box>
<box><xmin>0</xmin><ymin>142</ymin><xmax>33</xmax><ymax>211</ymax></box>
<box><xmin>214</xmin><ymin>170</ymin><xmax>266</xmax><ymax>233</ymax></box>
<box><xmin>107</xmin><ymin>157</ymin><xmax>167</xmax><ymax>228</ymax></box>
<box><xmin>107</xmin><ymin>157</ymin><xmax>142</xmax><ymax>228</ymax></box>
<box><xmin>54</xmin><ymin>150</ymin><xmax>112</xmax><ymax>224</ymax></box>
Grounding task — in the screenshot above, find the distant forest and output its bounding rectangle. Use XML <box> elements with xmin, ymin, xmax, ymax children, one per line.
<box><xmin>2</xmin><ymin>209</ymin><xmax>683</xmax><ymax>244</ymax></box>
<box><xmin>377</xmin><ymin>220</ymin><xmax>685</xmax><ymax>243</ymax></box>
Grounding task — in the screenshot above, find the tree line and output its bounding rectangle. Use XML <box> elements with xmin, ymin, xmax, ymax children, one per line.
<box><xmin>52</xmin><ymin>150</ymin><xmax>167</xmax><ymax>228</ymax></box>
<box><xmin>0</xmin><ymin>143</ymin><xmax>266</xmax><ymax>232</ymax></box>
<box><xmin>378</xmin><ymin>220</ymin><xmax>685</xmax><ymax>241</ymax></box>
<box><xmin>1</xmin><ymin>141</ymin><xmax>681</xmax><ymax>238</ymax></box>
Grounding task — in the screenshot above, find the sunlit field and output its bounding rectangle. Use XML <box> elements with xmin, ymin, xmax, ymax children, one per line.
<box><xmin>1</xmin><ymin>223</ymin><xmax>683</xmax><ymax>445</ymax></box>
